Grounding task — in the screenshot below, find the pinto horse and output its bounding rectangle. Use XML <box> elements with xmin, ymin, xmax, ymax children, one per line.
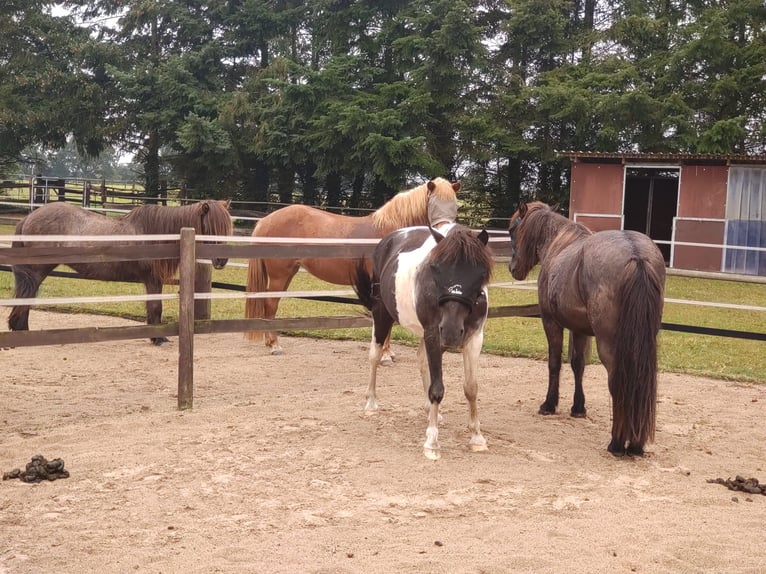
<box><xmin>508</xmin><ymin>201</ymin><xmax>666</xmax><ymax>456</ymax></box>
<box><xmin>9</xmin><ymin>200</ymin><xmax>233</xmax><ymax>344</ymax></box>
<box><xmin>244</xmin><ymin>177</ymin><xmax>460</xmax><ymax>356</ymax></box>
<box><xmin>352</xmin><ymin>223</ymin><xmax>494</xmax><ymax>459</ymax></box>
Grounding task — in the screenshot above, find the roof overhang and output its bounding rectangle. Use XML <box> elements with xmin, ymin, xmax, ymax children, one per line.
<box><xmin>558</xmin><ymin>151</ymin><xmax>766</xmax><ymax>166</ymax></box>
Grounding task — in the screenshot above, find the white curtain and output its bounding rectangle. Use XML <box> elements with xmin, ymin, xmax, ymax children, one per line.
<box><xmin>725</xmin><ymin>167</ymin><xmax>766</xmax><ymax>275</ymax></box>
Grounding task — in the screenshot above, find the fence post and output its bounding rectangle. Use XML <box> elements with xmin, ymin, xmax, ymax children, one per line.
<box><xmin>194</xmin><ymin>263</ymin><xmax>212</xmax><ymax>320</ymax></box>
<box><xmin>177</xmin><ymin>227</ymin><xmax>196</xmax><ymax>410</ymax></box>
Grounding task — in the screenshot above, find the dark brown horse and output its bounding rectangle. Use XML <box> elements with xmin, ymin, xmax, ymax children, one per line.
<box><xmin>508</xmin><ymin>201</ymin><xmax>666</xmax><ymax>456</ymax></box>
<box><xmin>352</xmin><ymin>223</ymin><xmax>493</xmax><ymax>459</ymax></box>
<box><xmin>9</xmin><ymin>200</ymin><xmax>233</xmax><ymax>344</ymax></box>
<box><xmin>245</xmin><ymin>177</ymin><xmax>460</xmax><ymax>356</ymax></box>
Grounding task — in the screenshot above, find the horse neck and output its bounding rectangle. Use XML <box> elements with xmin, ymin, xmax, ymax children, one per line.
<box><xmin>370</xmin><ymin>187</ymin><xmax>429</xmax><ymax>232</ymax></box>
<box><xmin>540</xmin><ymin>216</ymin><xmax>590</xmax><ymax>260</ymax></box>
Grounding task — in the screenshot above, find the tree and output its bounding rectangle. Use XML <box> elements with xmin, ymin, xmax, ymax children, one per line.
<box><xmin>0</xmin><ymin>1</ymin><xmax>106</xmax><ymax>175</ymax></box>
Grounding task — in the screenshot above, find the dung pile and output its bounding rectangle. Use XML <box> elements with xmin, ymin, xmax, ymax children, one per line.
<box><xmin>3</xmin><ymin>455</ymin><xmax>70</xmax><ymax>483</ymax></box>
<box><xmin>707</xmin><ymin>475</ymin><xmax>766</xmax><ymax>495</ymax></box>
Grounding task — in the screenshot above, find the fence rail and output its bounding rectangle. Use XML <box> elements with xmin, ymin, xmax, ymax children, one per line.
<box><xmin>1</xmin><ymin>231</ymin><xmax>764</xmax><ymax>410</ymax></box>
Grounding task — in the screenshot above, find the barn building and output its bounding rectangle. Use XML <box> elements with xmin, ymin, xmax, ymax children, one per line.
<box><xmin>561</xmin><ymin>152</ymin><xmax>766</xmax><ymax>277</ymax></box>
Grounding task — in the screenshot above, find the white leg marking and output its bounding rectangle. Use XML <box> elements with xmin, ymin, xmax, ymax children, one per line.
<box><xmin>365</xmin><ymin>337</ymin><xmax>384</xmax><ymax>415</ymax></box>
<box><xmin>463</xmin><ymin>331</ymin><xmax>487</xmax><ymax>452</ymax></box>
<box><xmin>423</xmin><ymin>402</ymin><xmax>441</xmax><ymax>460</ymax></box>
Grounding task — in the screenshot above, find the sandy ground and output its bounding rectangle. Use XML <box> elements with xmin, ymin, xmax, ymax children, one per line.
<box><xmin>1</xmin><ymin>310</ymin><xmax>765</xmax><ymax>574</ymax></box>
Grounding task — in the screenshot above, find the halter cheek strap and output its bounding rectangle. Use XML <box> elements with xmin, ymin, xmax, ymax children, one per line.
<box><xmin>509</xmin><ymin>216</ymin><xmax>522</xmax><ymax>257</ymax></box>
<box><xmin>200</xmin><ymin>205</ymin><xmax>209</xmax><ymax>235</ymax></box>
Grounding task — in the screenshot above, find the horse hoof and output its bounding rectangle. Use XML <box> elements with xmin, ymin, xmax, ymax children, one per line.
<box><xmin>538</xmin><ymin>406</ymin><xmax>556</xmax><ymax>416</ymax></box>
<box><xmin>469</xmin><ymin>439</ymin><xmax>488</xmax><ymax>452</ymax></box>
<box><xmin>151</xmin><ymin>337</ymin><xmax>169</xmax><ymax>346</ymax></box>
<box><xmin>607</xmin><ymin>439</ymin><xmax>626</xmax><ymax>457</ymax></box>
<box><xmin>379</xmin><ymin>356</ymin><xmax>394</xmax><ymax>366</ymax></box>
<box><xmin>364</xmin><ymin>409</ymin><xmax>379</xmax><ymax>417</ymax></box>
<box><xmin>269</xmin><ymin>349</ymin><xmax>284</xmax><ymax>356</ymax></box>
<box><xmin>626</xmin><ymin>444</ymin><xmax>645</xmax><ymax>457</ymax></box>
<box><xmin>424</xmin><ymin>447</ymin><xmax>441</xmax><ymax>460</ymax></box>
<box><xmin>570</xmin><ymin>409</ymin><xmax>587</xmax><ymax>418</ymax></box>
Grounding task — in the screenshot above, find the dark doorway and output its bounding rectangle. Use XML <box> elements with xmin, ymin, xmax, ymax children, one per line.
<box><xmin>623</xmin><ymin>168</ymin><xmax>679</xmax><ymax>264</ymax></box>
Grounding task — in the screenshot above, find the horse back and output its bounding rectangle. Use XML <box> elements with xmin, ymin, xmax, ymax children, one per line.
<box><xmin>252</xmin><ymin>205</ymin><xmax>377</xmax><ymax>239</ymax></box>
<box><xmin>545</xmin><ymin>230</ymin><xmax>665</xmax><ymax>334</ymax></box>
<box><xmin>17</xmin><ymin>202</ymin><xmax>131</xmax><ymax>239</ymax></box>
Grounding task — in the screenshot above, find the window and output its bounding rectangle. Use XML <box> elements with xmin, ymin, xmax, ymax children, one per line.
<box><xmin>725</xmin><ymin>167</ymin><xmax>766</xmax><ymax>276</ymax></box>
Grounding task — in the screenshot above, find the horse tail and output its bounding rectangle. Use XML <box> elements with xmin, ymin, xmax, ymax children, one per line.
<box><xmin>350</xmin><ymin>258</ymin><xmax>374</xmax><ymax>311</ymax></box>
<box><xmin>611</xmin><ymin>257</ymin><xmax>664</xmax><ymax>447</ymax></box>
<box><xmin>244</xmin><ymin>258</ymin><xmax>268</xmax><ymax>341</ymax></box>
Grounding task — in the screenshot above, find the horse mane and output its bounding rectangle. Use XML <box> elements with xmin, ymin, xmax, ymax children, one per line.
<box><xmin>124</xmin><ymin>200</ymin><xmax>232</xmax><ymax>283</ymax></box>
<box><xmin>430</xmin><ymin>226</ymin><xmax>494</xmax><ymax>281</ymax></box>
<box><xmin>371</xmin><ymin>178</ymin><xmax>457</xmax><ymax>231</ymax></box>
<box><xmin>123</xmin><ymin>200</ymin><xmax>231</xmax><ymax>235</ymax></box>
<box><xmin>515</xmin><ymin>202</ymin><xmax>591</xmax><ymax>272</ymax></box>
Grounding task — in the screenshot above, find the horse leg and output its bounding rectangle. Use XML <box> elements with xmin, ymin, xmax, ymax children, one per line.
<box><xmin>8</xmin><ymin>264</ymin><xmax>54</xmax><ymax>331</ymax></box>
<box><xmin>594</xmin><ymin>339</ymin><xmax>627</xmax><ymax>456</ymax></box>
<box><xmin>539</xmin><ymin>317</ymin><xmax>564</xmax><ymax>415</ymax></box>
<box><xmin>261</xmin><ymin>260</ymin><xmax>300</xmax><ymax>355</ymax></box>
<box><xmin>569</xmin><ymin>333</ymin><xmax>590</xmax><ymax>418</ymax></box>
<box><xmin>380</xmin><ymin>332</ymin><xmax>396</xmax><ymax>365</ymax></box>
<box><xmin>462</xmin><ymin>331</ymin><xmax>487</xmax><ymax>452</ymax></box>
<box><xmin>417</xmin><ymin>339</ymin><xmax>443</xmax><ymax>423</ymax></box>
<box><xmin>144</xmin><ymin>277</ymin><xmax>167</xmax><ymax>345</ymax></box>
<box><xmin>422</xmin><ymin>329</ymin><xmax>444</xmax><ymax>460</ymax></box>
<box><xmin>365</xmin><ymin>314</ymin><xmax>394</xmax><ymax>415</ymax></box>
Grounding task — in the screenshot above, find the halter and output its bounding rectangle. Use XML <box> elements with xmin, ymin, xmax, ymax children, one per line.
<box><xmin>508</xmin><ymin>215</ymin><xmax>522</xmax><ymax>258</ymax></box>
<box><xmin>438</xmin><ymin>287</ymin><xmax>485</xmax><ymax>309</ymax></box>
<box><xmin>431</xmin><ymin>261</ymin><xmax>488</xmax><ymax>310</ymax></box>
<box><xmin>199</xmin><ymin>202</ymin><xmax>210</xmax><ymax>235</ymax></box>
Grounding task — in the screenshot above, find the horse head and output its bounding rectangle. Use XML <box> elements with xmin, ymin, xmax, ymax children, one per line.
<box><xmin>427</xmin><ymin>226</ymin><xmax>491</xmax><ymax>349</ymax></box>
<box><xmin>199</xmin><ymin>200</ymin><xmax>233</xmax><ymax>269</ymax></box>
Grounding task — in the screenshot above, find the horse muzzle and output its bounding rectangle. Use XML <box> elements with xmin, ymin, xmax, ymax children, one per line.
<box><xmin>212</xmin><ymin>258</ymin><xmax>229</xmax><ymax>270</ymax></box>
<box><xmin>508</xmin><ymin>261</ymin><xmax>524</xmax><ymax>281</ymax></box>
<box><xmin>438</xmin><ymin>301</ymin><xmax>470</xmax><ymax>349</ymax></box>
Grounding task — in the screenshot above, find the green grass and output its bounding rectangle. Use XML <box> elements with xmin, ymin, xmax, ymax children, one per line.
<box><xmin>1</xmin><ymin>222</ymin><xmax>764</xmax><ymax>383</ymax></box>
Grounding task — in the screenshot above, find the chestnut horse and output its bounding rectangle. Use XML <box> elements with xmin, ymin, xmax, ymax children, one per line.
<box><xmin>9</xmin><ymin>200</ymin><xmax>233</xmax><ymax>344</ymax></box>
<box><xmin>352</xmin><ymin>224</ymin><xmax>493</xmax><ymax>459</ymax></box>
<box><xmin>244</xmin><ymin>177</ymin><xmax>460</xmax><ymax>355</ymax></box>
<box><xmin>508</xmin><ymin>201</ymin><xmax>666</xmax><ymax>456</ymax></box>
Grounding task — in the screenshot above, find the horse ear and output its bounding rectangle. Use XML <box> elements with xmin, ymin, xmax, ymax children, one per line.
<box><xmin>225</xmin><ymin>199</ymin><xmax>232</xmax><ymax>209</ymax></box>
<box><xmin>452</xmin><ymin>181</ymin><xmax>461</xmax><ymax>193</ymax></box>
<box><xmin>518</xmin><ymin>202</ymin><xmax>528</xmax><ymax>218</ymax></box>
<box><xmin>429</xmin><ymin>225</ymin><xmax>445</xmax><ymax>243</ymax></box>
<box><xmin>426</xmin><ymin>180</ymin><xmax>436</xmax><ymax>196</ymax></box>
<box><xmin>551</xmin><ymin>202</ymin><xmax>560</xmax><ymax>213</ymax></box>
<box><xmin>477</xmin><ymin>229</ymin><xmax>489</xmax><ymax>245</ymax></box>
<box><xmin>200</xmin><ymin>201</ymin><xmax>211</xmax><ymax>214</ymax></box>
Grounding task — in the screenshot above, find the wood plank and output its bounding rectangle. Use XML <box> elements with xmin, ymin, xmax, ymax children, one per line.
<box><xmin>177</xmin><ymin>228</ymin><xmax>196</xmax><ymax>410</ymax></box>
<box><xmin>192</xmin><ymin>315</ymin><xmax>373</xmax><ymax>335</ymax></box>
<box><xmin>0</xmin><ymin>243</ymin><xmax>178</xmax><ymax>265</ymax></box>
<box><xmin>0</xmin><ymin>323</ymin><xmax>178</xmax><ymax>348</ymax></box>
<box><xmin>196</xmin><ymin>243</ymin><xmax>375</xmax><ymax>260</ymax></box>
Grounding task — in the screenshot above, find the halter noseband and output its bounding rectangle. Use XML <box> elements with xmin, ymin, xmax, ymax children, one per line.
<box><xmin>509</xmin><ymin>215</ymin><xmax>522</xmax><ymax>258</ymax></box>
<box><xmin>437</xmin><ymin>285</ymin><xmax>483</xmax><ymax>309</ymax></box>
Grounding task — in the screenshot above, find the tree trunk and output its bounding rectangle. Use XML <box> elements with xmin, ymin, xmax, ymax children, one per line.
<box><xmin>325</xmin><ymin>171</ymin><xmax>342</xmax><ymax>209</ymax></box>
<box><xmin>144</xmin><ymin>129</ymin><xmax>160</xmax><ymax>204</ymax></box>
<box><xmin>277</xmin><ymin>166</ymin><xmax>295</xmax><ymax>204</ymax></box>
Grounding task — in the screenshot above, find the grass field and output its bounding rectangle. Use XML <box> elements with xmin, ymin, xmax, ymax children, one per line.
<box><xmin>1</xmin><ymin>223</ymin><xmax>764</xmax><ymax>383</ymax></box>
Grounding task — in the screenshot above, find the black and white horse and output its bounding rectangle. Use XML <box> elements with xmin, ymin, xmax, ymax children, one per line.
<box><xmin>352</xmin><ymin>223</ymin><xmax>494</xmax><ymax>459</ymax></box>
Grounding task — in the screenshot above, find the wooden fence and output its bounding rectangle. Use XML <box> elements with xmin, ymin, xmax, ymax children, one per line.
<box><xmin>2</xmin><ymin>231</ymin><xmax>763</xmax><ymax>411</ymax></box>
<box><xmin>0</xmin><ymin>231</ymin><xmax>538</xmax><ymax>410</ymax></box>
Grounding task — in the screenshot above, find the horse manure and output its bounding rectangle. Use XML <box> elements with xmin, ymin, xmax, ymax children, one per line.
<box><xmin>707</xmin><ymin>476</ymin><xmax>766</xmax><ymax>496</ymax></box>
<box><xmin>2</xmin><ymin>454</ymin><xmax>70</xmax><ymax>483</ymax></box>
